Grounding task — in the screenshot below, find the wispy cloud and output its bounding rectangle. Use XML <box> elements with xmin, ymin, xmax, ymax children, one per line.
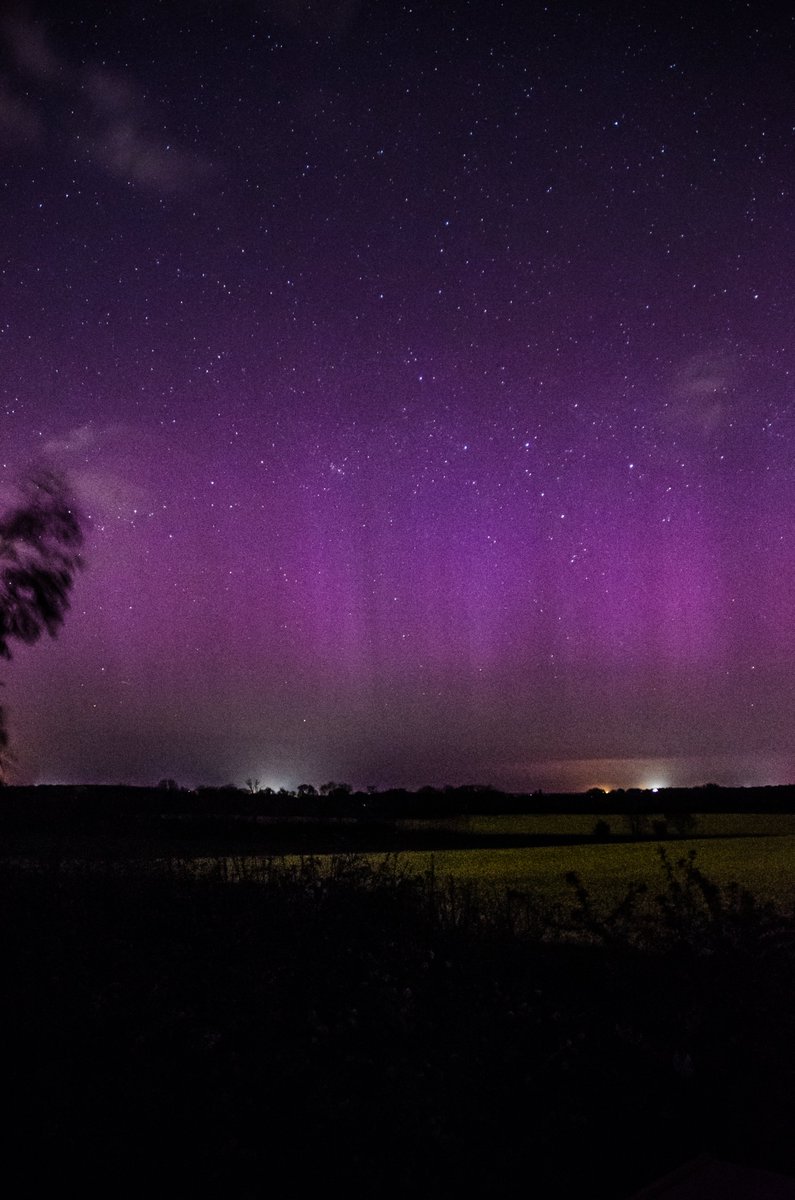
<box><xmin>81</xmin><ymin>66</ymin><xmax>136</xmax><ymax>115</ymax></box>
<box><xmin>663</xmin><ymin>350</ymin><xmax>739</xmax><ymax>437</ymax></box>
<box><xmin>42</xmin><ymin>423</ymin><xmax>100</xmax><ymax>456</ymax></box>
<box><xmin>2</xmin><ymin>10</ymin><xmax>60</xmax><ymax>80</ymax></box>
<box><xmin>91</xmin><ymin>118</ymin><xmax>212</xmax><ymax>193</ymax></box>
<box><xmin>673</xmin><ymin>351</ymin><xmax>736</xmax><ymax>399</ymax></box>
<box><xmin>37</xmin><ymin>422</ymin><xmax>151</xmax><ymax>521</ymax></box>
<box><xmin>80</xmin><ymin>65</ymin><xmax>213</xmax><ymax>192</ymax></box>
<box><xmin>73</xmin><ymin>469</ymin><xmax>151</xmax><ymax>522</ymax></box>
<box><xmin>0</xmin><ymin>74</ymin><xmax>42</xmax><ymax>144</ymax></box>
<box><xmin>1</xmin><ymin>10</ymin><xmax>215</xmax><ymax>193</ymax></box>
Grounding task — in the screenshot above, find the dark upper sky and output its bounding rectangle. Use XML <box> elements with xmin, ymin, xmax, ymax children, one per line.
<box><xmin>2</xmin><ymin>0</ymin><xmax>794</xmax><ymax>790</ymax></box>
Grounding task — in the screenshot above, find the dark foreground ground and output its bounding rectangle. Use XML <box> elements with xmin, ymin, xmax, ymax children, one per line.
<box><xmin>0</xmin><ymin>851</ymin><xmax>792</xmax><ymax>1198</ymax></box>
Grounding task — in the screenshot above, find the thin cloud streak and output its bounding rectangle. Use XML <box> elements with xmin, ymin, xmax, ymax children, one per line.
<box><xmin>1</xmin><ymin>10</ymin><xmax>215</xmax><ymax>192</ymax></box>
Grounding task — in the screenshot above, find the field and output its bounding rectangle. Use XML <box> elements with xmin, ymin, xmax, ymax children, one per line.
<box><xmin>210</xmin><ymin>826</ymin><xmax>795</xmax><ymax>911</ymax></box>
<box><xmin>391</xmin><ymin>833</ymin><xmax>795</xmax><ymax>907</ymax></box>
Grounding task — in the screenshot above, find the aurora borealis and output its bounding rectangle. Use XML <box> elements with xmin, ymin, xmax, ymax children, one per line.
<box><xmin>2</xmin><ymin>1</ymin><xmax>794</xmax><ymax>790</ymax></box>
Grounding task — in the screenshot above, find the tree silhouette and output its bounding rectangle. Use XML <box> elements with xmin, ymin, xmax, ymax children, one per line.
<box><xmin>0</xmin><ymin>467</ymin><xmax>85</xmax><ymax>780</ymax></box>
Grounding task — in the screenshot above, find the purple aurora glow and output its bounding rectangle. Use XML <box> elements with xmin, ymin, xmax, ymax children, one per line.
<box><xmin>1</xmin><ymin>1</ymin><xmax>794</xmax><ymax>789</ymax></box>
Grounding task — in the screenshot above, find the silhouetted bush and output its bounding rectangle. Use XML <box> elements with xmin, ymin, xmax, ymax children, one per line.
<box><xmin>664</xmin><ymin>811</ymin><xmax>700</xmax><ymax>836</ymax></box>
<box><xmin>624</xmin><ymin>811</ymin><xmax>651</xmax><ymax>837</ymax></box>
<box><xmin>0</xmin><ymin>849</ymin><xmax>791</xmax><ymax>1196</ymax></box>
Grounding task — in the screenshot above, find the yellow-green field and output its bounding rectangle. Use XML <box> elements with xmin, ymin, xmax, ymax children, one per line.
<box><xmin>384</xmin><ymin>814</ymin><xmax>795</xmax><ymax>909</ymax></box>
<box><xmin>213</xmin><ymin>831</ymin><xmax>794</xmax><ymax>910</ymax></box>
<box><xmin>388</xmin><ymin>834</ymin><xmax>795</xmax><ymax>907</ymax></box>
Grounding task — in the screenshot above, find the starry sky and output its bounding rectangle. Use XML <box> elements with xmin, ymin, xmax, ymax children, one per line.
<box><xmin>2</xmin><ymin>0</ymin><xmax>794</xmax><ymax>791</ymax></box>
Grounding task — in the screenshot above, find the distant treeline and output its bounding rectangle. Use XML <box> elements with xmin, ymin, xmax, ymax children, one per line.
<box><xmin>1</xmin><ymin>781</ymin><xmax>795</xmax><ymax>826</ymax></box>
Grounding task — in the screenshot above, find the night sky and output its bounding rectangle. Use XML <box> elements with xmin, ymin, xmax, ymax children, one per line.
<box><xmin>2</xmin><ymin>0</ymin><xmax>794</xmax><ymax>791</ymax></box>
